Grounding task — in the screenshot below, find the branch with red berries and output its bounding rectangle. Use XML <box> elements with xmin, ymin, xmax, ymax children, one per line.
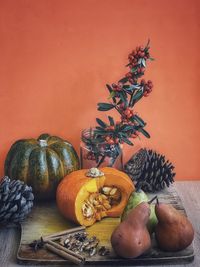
<box><xmin>94</xmin><ymin>40</ymin><xmax>154</xmax><ymax>146</ymax></box>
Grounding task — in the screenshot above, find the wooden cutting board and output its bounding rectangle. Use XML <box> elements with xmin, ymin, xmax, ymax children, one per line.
<box><xmin>17</xmin><ymin>185</ymin><xmax>194</xmax><ymax>265</ymax></box>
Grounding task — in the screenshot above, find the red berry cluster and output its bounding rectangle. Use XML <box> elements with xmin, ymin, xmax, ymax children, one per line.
<box><xmin>130</xmin><ymin>131</ymin><xmax>139</xmax><ymax>138</ymax></box>
<box><xmin>128</xmin><ymin>46</ymin><xmax>150</xmax><ymax>64</ymax></box>
<box><xmin>106</xmin><ymin>125</ymin><xmax>115</xmax><ymax>131</ymax></box>
<box><xmin>123</xmin><ymin>107</ymin><xmax>135</xmax><ymax>119</ymax></box>
<box><xmin>104</xmin><ymin>126</ymin><xmax>120</xmax><ymax>144</ymax></box>
<box><xmin>105</xmin><ymin>136</ymin><xmax>120</xmax><ymax>144</ymax></box>
<box><xmin>119</xmin><ymin>107</ymin><xmax>136</xmax><ymax>125</ymax></box>
<box><xmin>125</xmin><ymin>46</ymin><xmax>151</xmax><ymax>84</ymax></box>
<box><xmin>112</xmin><ymin>82</ymin><xmax>123</xmax><ymax>92</ymax></box>
<box><xmin>125</xmin><ymin>72</ymin><xmax>137</xmax><ymax>84</ymax></box>
<box><xmin>141</xmin><ymin>79</ymin><xmax>153</xmax><ymax>97</ymax></box>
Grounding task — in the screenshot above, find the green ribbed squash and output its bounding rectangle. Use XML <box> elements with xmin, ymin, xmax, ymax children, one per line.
<box><xmin>4</xmin><ymin>133</ymin><xmax>80</xmax><ymax>200</ymax></box>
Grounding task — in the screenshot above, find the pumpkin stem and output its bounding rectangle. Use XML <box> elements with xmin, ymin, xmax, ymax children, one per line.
<box><xmin>39</xmin><ymin>140</ymin><xmax>48</xmax><ymax>147</ymax></box>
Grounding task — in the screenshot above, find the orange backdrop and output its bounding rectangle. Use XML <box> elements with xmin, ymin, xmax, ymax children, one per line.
<box><xmin>0</xmin><ymin>0</ymin><xmax>199</xmax><ymax>180</ymax></box>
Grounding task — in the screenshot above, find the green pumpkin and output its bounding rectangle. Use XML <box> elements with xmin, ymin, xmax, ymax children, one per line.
<box><xmin>4</xmin><ymin>133</ymin><xmax>80</xmax><ymax>200</ymax></box>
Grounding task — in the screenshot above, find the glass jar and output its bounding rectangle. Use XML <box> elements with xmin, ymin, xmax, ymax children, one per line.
<box><xmin>80</xmin><ymin>128</ymin><xmax>123</xmax><ymax>170</ymax></box>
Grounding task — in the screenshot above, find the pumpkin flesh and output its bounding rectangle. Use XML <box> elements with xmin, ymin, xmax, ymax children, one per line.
<box><xmin>56</xmin><ymin>167</ymin><xmax>135</xmax><ymax>226</ymax></box>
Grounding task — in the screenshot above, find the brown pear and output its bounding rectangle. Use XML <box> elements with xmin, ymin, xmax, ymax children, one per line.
<box><xmin>111</xmin><ymin>202</ymin><xmax>151</xmax><ymax>258</ymax></box>
<box><xmin>155</xmin><ymin>203</ymin><xmax>194</xmax><ymax>252</ymax></box>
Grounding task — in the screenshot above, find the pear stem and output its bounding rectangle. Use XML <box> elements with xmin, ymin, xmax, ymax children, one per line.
<box><xmin>156</xmin><ymin>197</ymin><xmax>159</xmax><ymax>205</ymax></box>
<box><xmin>148</xmin><ymin>195</ymin><xmax>158</xmax><ymax>205</ymax></box>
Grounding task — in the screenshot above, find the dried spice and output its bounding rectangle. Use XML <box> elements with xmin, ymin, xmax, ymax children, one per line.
<box><xmin>61</xmin><ymin>231</ymin><xmax>100</xmax><ymax>257</ymax></box>
<box><xmin>29</xmin><ymin>238</ymin><xmax>44</xmax><ymax>251</ymax></box>
<box><xmin>98</xmin><ymin>246</ymin><xmax>110</xmax><ymax>256</ymax></box>
<box><xmin>29</xmin><ymin>227</ymin><xmax>110</xmax><ymax>264</ymax></box>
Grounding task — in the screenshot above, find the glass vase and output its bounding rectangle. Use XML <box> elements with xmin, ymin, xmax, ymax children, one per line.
<box><xmin>80</xmin><ymin>128</ymin><xmax>123</xmax><ymax>170</ymax></box>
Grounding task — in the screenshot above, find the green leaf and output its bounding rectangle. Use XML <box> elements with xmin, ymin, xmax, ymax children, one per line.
<box><xmin>108</xmin><ymin>91</ymin><xmax>116</xmax><ymax>99</ymax></box>
<box><xmin>133</xmin><ymin>115</ymin><xmax>146</xmax><ymax>127</ymax></box>
<box><xmin>118</xmin><ymin>77</ymin><xmax>128</xmax><ymax>84</ymax></box>
<box><xmin>138</xmin><ymin>128</ymin><xmax>150</xmax><ymax>138</ymax></box>
<box><xmin>106</xmin><ymin>84</ymin><xmax>113</xmax><ymax>92</ymax></box>
<box><xmin>108</xmin><ymin>116</ymin><xmax>114</xmax><ymax>126</ymax></box>
<box><xmin>131</xmin><ymin>84</ymin><xmax>141</xmax><ymax>89</ymax></box>
<box><xmin>130</xmin><ymin>90</ymin><xmax>143</xmax><ymax>106</ymax></box>
<box><xmin>96</xmin><ymin>118</ymin><xmax>107</xmax><ymax>128</ymax></box>
<box><xmin>115</xmin><ymin>106</ymin><xmax>123</xmax><ymax>115</ymax></box>
<box><xmin>132</xmin><ymin>90</ymin><xmax>143</xmax><ymax>100</ymax></box>
<box><xmin>149</xmin><ymin>57</ymin><xmax>155</xmax><ymax>61</ymax></box>
<box><xmin>131</xmin><ymin>67</ymin><xmax>137</xmax><ymax>73</ymax></box>
<box><xmin>119</xmin><ymin>91</ymin><xmax>127</xmax><ymax>104</ymax></box>
<box><xmin>119</xmin><ymin>132</ymin><xmax>128</xmax><ymax>138</ymax></box>
<box><xmin>121</xmin><ymin>137</ymin><xmax>133</xmax><ymax>146</ymax></box>
<box><xmin>95</xmin><ymin>126</ymin><xmax>106</xmax><ymax>132</ymax></box>
<box><xmin>123</xmin><ymin>85</ymin><xmax>130</xmax><ymax>89</ymax></box>
<box><xmin>125</xmin><ymin>87</ymin><xmax>135</xmax><ymax>92</ymax></box>
<box><xmin>97</xmin><ymin>103</ymin><xmax>115</xmax><ymax>111</ymax></box>
<box><xmin>120</xmin><ymin>125</ymin><xmax>134</xmax><ymax>132</ymax></box>
<box><xmin>106</xmin><ymin>84</ymin><xmax>116</xmax><ymax>103</ymax></box>
<box><xmin>93</xmin><ymin>130</ymin><xmax>105</xmax><ymax>135</ymax></box>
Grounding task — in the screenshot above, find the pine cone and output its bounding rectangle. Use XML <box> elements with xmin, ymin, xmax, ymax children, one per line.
<box><xmin>124</xmin><ymin>148</ymin><xmax>176</xmax><ymax>192</ymax></box>
<box><xmin>0</xmin><ymin>177</ymin><xmax>34</xmax><ymax>224</ymax></box>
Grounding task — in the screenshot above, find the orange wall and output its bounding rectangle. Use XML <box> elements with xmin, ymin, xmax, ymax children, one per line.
<box><xmin>0</xmin><ymin>0</ymin><xmax>199</xmax><ymax>180</ymax></box>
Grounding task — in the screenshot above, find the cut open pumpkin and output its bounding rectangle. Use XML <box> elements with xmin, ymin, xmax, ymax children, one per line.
<box><xmin>56</xmin><ymin>167</ymin><xmax>135</xmax><ymax>226</ymax></box>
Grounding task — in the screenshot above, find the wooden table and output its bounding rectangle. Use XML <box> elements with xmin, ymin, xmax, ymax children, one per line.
<box><xmin>0</xmin><ymin>181</ymin><xmax>200</xmax><ymax>267</ymax></box>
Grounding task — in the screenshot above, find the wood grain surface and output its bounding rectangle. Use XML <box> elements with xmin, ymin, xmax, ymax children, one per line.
<box><xmin>0</xmin><ymin>181</ymin><xmax>200</xmax><ymax>267</ymax></box>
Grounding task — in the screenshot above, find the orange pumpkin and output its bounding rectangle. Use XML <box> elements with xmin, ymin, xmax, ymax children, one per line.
<box><xmin>56</xmin><ymin>167</ymin><xmax>135</xmax><ymax>226</ymax></box>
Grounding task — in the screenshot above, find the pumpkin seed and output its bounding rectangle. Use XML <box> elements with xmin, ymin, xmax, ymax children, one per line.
<box><xmin>110</xmin><ymin>190</ymin><xmax>121</xmax><ymax>201</ymax></box>
<box><xmin>101</xmin><ymin>194</ymin><xmax>108</xmax><ymax>200</ymax></box>
<box><xmin>103</xmin><ymin>202</ymin><xmax>111</xmax><ymax>210</ymax></box>
<box><xmin>82</xmin><ymin>203</ymin><xmax>94</xmax><ymax>218</ymax></box>
<box><xmin>95</xmin><ymin>205</ymin><xmax>103</xmax><ymax>210</ymax></box>
<box><xmin>98</xmin><ymin>195</ymin><xmax>103</xmax><ymax>203</ymax></box>
<box><xmin>82</xmin><ymin>188</ymin><xmax>122</xmax><ymax>221</ymax></box>
<box><xmin>93</xmin><ymin>199</ymin><xmax>99</xmax><ymax>206</ymax></box>
<box><xmin>109</xmin><ymin>188</ymin><xmax>117</xmax><ymax>196</ymax></box>
<box><xmin>85</xmin><ymin>200</ymin><xmax>94</xmax><ymax>208</ymax></box>
<box><xmin>89</xmin><ymin>193</ymin><xmax>97</xmax><ymax>203</ymax></box>
<box><xmin>102</xmin><ymin>187</ymin><xmax>112</xmax><ymax>195</ymax></box>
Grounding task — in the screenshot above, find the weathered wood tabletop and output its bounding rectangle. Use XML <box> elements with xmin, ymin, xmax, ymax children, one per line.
<box><xmin>0</xmin><ymin>181</ymin><xmax>200</xmax><ymax>267</ymax></box>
